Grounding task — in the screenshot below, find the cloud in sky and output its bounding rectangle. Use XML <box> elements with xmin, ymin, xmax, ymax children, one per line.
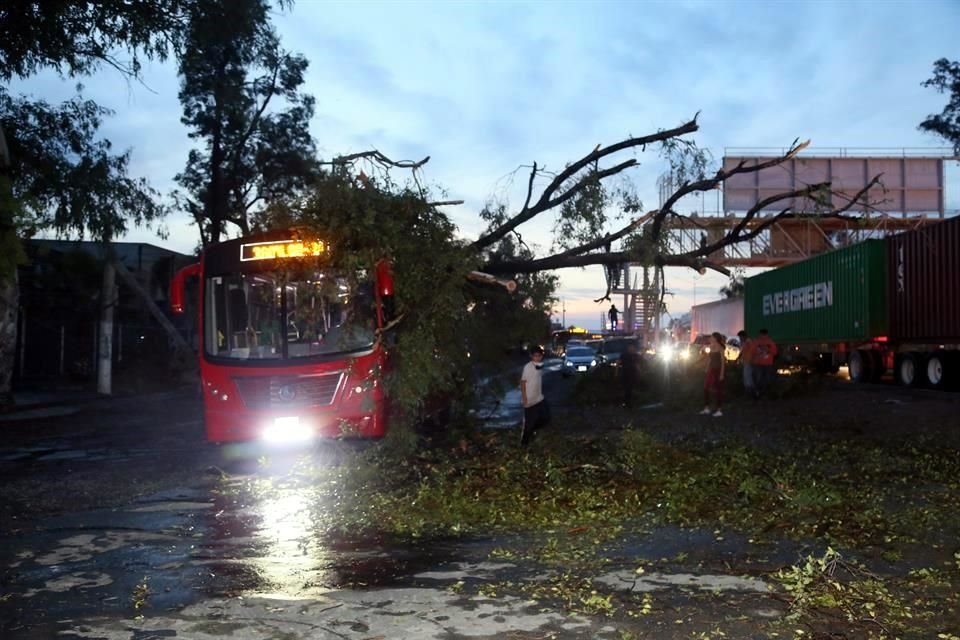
<box><xmin>11</xmin><ymin>0</ymin><xmax>960</xmax><ymax>330</ymax></box>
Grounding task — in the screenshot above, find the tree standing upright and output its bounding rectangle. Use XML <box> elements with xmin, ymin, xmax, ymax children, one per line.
<box><xmin>0</xmin><ymin>1</ymin><xmax>187</xmax><ymax>407</ymax></box>
<box><xmin>174</xmin><ymin>0</ymin><xmax>317</xmax><ymax>247</ymax></box>
<box><xmin>918</xmin><ymin>58</ymin><xmax>960</xmax><ymax>155</ymax></box>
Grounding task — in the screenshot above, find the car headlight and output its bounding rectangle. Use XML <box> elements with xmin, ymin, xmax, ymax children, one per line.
<box><xmin>660</xmin><ymin>344</ymin><xmax>674</xmax><ymax>360</ymax></box>
<box><xmin>565</xmin><ymin>361</ymin><xmax>573</xmax><ymax>367</ymax></box>
<box><xmin>591</xmin><ymin>359</ymin><xmax>597</xmax><ymax>366</ymax></box>
<box><xmin>679</xmin><ymin>350</ymin><xmax>690</xmax><ymax>361</ymax></box>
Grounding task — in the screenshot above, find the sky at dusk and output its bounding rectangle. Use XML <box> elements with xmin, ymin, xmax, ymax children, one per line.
<box><xmin>11</xmin><ymin>0</ymin><xmax>960</xmax><ymax>331</ymax></box>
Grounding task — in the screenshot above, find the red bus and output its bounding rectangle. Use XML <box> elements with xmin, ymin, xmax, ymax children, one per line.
<box><xmin>170</xmin><ymin>230</ymin><xmax>392</xmax><ymax>443</ymax></box>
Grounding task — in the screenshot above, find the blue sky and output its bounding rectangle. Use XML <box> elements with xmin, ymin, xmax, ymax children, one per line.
<box><xmin>12</xmin><ymin>0</ymin><xmax>960</xmax><ymax>330</ymax></box>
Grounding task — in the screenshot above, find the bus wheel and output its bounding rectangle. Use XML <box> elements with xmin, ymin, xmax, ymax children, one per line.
<box><xmin>896</xmin><ymin>353</ymin><xmax>918</xmax><ymax>386</ymax></box>
<box><xmin>926</xmin><ymin>351</ymin><xmax>950</xmax><ymax>390</ymax></box>
<box><xmin>848</xmin><ymin>351</ymin><xmax>872</xmax><ymax>383</ymax></box>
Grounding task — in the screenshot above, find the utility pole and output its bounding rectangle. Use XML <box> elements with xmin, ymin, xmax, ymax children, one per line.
<box><xmin>562</xmin><ymin>299</ymin><xmax>566</xmax><ymax>327</ymax></box>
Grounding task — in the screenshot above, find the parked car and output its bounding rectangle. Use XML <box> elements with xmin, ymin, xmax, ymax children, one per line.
<box><xmin>562</xmin><ymin>346</ymin><xmax>602</xmax><ymax>376</ymax></box>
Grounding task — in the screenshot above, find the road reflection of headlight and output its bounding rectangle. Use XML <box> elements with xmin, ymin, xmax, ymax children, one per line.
<box><xmin>262</xmin><ymin>416</ymin><xmax>314</xmax><ymax>444</ymax></box>
<box><xmin>256</xmin><ymin>490</ymin><xmax>316</xmax><ymax>597</ymax></box>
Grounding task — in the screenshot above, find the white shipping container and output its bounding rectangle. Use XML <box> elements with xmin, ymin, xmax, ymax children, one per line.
<box><xmin>690</xmin><ymin>298</ymin><xmax>744</xmax><ymax>343</ymax></box>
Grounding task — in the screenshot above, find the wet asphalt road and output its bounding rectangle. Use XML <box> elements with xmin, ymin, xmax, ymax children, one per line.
<box><xmin>0</xmin><ymin>370</ymin><xmax>789</xmax><ymax>639</ymax></box>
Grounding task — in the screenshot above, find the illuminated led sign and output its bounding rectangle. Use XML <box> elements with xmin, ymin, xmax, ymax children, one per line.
<box><xmin>240</xmin><ymin>240</ymin><xmax>326</xmax><ymax>262</ymax></box>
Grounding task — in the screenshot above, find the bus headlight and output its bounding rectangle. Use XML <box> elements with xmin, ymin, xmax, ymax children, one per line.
<box><xmin>262</xmin><ymin>416</ymin><xmax>313</xmax><ymax>444</ymax></box>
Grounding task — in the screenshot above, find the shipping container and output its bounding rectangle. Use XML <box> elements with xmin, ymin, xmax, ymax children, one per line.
<box><xmin>690</xmin><ymin>298</ymin><xmax>744</xmax><ymax>343</ymax></box>
<box><xmin>744</xmin><ymin>240</ymin><xmax>888</xmax><ymax>343</ymax></box>
<box><xmin>887</xmin><ymin>215</ymin><xmax>960</xmax><ymax>342</ymax></box>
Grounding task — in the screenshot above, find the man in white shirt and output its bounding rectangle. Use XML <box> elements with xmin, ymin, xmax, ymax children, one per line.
<box><xmin>520</xmin><ymin>344</ymin><xmax>550</xmax><ymax>445</ymax></box>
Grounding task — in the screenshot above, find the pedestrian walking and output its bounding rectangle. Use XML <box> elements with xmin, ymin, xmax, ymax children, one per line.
<box><xmin>608</xmin><ymin>305</ymin><xmax>619</xmax><ymax>331</ymax></box>
<box><xmin>751</xmin><ymin>328</ymin><xmax>778</xmax><ymax>398</ymax></box>
<box><xmin>520</xmin><ymin>344</ymin><xmax>550</xmax><ymax>445</ymax></box>
<box><xmin>699</xmin><ymin>332</ymin><xmax>726</xmax><ymax>417</ymax></box>
<box><xmin>737</xmin><ymin>329</ymin><xmax>756</xmax><ymax>397</ymax></box>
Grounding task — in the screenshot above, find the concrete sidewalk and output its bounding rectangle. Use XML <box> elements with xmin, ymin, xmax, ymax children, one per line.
<box><xmin>0</xmin><ymin>390</ymin><xmax>102</xmax><ymax>421</ymax></box>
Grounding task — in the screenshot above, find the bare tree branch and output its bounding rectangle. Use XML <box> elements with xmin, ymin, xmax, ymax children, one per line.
<box><xmin>482</xmin><ymin>250</ymin><xmax>729</xmax><ymax>277</ymax></box>
<box><xmin>471</xmin><ymin>116</ymin><xmax>701</xmax><ymax>251</ymax></box>
<box><xmin>552</xmin><ymin>211</ymin><xmax>655</xmax><ymax>260</ymax></box>
<box><xmin>483</xmin><ymin>173</ymin><xmax>882</xmax><ymax>280</ymax></box>
<box><xmin>682</xmin><ymin>174</ymin><xmax>883</xmax><ymax>259</ymax></box>
<box><xmin>649</xmin><ymin>139</ymin><xmax>811</xmax><ymax>242</ymax></box>
<box><xmin>521</xmin><ymin>161</ymin><xmax>537</xmax><ymax>212</ymax></box>
<box><xmin>323</xmin><ymin>150</ymin><xmax>431</xmax><ymax>170</ymax></box>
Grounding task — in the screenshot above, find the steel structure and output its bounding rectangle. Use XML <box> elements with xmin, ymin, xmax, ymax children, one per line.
<box><xmin>606</xmin><ymin>148</ymin><xmax>957</xmax><ymax>342</ymax></box>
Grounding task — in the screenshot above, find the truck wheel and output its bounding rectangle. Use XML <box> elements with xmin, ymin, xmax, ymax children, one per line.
<box><xmin>926</xmin><ymin>351</ymin><xmax>950</xmax><ymax>390</ymax></box>
<box><xmin>848</xmin><ymin>351</ymin><xmax>872</xmax><ymax>383</ymax></box>
<box><xmin>896</xmin><ymin>353</ymin><xmax>922</xmax><ymax>387</ymax></box>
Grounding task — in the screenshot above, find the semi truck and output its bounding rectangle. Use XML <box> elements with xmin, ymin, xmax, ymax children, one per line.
<box><xmin>744</xmin><ymin>215</ymin><xmax>960</xmax><ymax>389</ymax></box>
<box><xmin>690</xmin><ymin>297</ymin><xmax>745</xmax><ymax>344</ymax></box>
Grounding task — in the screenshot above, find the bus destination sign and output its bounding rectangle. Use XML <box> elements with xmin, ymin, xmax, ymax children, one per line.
<box><xmin>240</xmin><ymin>240</ymin><xmax>327</xmax><ymax>262</ymax></box>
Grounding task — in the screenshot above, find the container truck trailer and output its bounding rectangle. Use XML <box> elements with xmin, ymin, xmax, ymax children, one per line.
<box><xmin>744</xmin><ymin>215</ymin><xmax>960</xmax><ymax>389</ymax></box>
<box><xmin>690</xmin><ymin>297</ymin><xmax>745</xmax><ymax>344</ymax></box>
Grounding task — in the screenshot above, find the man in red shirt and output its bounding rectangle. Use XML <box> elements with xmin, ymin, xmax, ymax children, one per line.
<box><xmin>750</xmin><ymin>328</ymin><xmax>778</xmax><ymax>398</ymax></box>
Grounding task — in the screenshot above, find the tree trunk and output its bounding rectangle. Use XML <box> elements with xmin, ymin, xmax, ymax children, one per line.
<box><xmin>97</xmin><ymin>261</ymin><xmax>116</xmax><ymax>395</ymax></box>
<box><xmin>0</xmin><ymin>269</ymin><xmax>18</xmax><ymax>408</ymax></box>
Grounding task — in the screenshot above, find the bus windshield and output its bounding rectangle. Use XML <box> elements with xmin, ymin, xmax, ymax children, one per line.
<box><xmin>205</xmin><ymin>268</ymin><xmax>375</xmax><ymax>361</ymax></box>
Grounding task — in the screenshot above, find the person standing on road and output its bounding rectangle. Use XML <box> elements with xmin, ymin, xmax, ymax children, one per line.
<box><xmin>737</xmin><ymin>330</ymin><xmax>756</xmax><ymax>398</ymax></box>
<box><xmin>751</xmin><ymin>328</ymin><xmax>778</xmax><ymax>398</ymax></box>
<box><xmin>620</xmin><ymin>342</ymin><xmax>642</xmax><ymax>407</ymax></box>
<box><xmin>700</xmin><ymin>332</ymin><xmax>726</xmax><ymax>417</ymax></box>
<box><xmin>520</xmin><ymin>344</ymin><xmax>550</xmax><ymax>445</ymax></box>
<box><xmin>608</xmin><ymin>305</ymin><xmax>619</xmax><ymax>331</ymax></box>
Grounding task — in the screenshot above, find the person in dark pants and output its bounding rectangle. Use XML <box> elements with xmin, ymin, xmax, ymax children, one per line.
<box><xmin>520</xmin><ymin>345</ymin><xmax>550</xmax><ymax>445</ymax></box>
<box><xmin>737</xmin><ymin>329</ymin><xmax>756</xmax><ymax>398</ymax></box>
<box><xmin>608</xmin><ymin>305</ymin><xmax>619</xmax><ymax>331</ymax></box>
<box><xmin>751</xmin><ymin>328</ymin><xmax>778</xmax><ymax>398</ymax></box>
<box><xmin>699</xmin><ymin>332</ymin><xmax>726</xmax><ymax>417</ymax></box>
<box><xmin>620</xmin><ymin>342</ymin><xmax>642</xmax><ymax>407</ymax></box>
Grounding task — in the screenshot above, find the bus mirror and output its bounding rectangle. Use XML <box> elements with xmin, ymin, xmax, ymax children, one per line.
<box><xmin>170</xmin><ymin>262</ymin><xmax>201</xmax><ymax>314</ymax></box>
<box><xmin>375</xmin><ymin>259</ymin><xmax>396</xmax><ymax>327</ymax></box>
<box><xmin>376</xmin><ymin>259</ymin><xmax>394</xmax><ymax>297</ymax></box>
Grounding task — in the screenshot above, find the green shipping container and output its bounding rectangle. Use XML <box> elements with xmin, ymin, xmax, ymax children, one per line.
<box><xmin>744</xmin><ymin>240</ymin><xmax>888</xmax><ymax>343</ymax></box>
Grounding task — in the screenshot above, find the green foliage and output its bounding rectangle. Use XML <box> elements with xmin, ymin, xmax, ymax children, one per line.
<box><xmin>0</xmin><ymin>0</ymin><xmax>189</xmax><ymax>81</ymax></box>
<box><xmin>919</xmin><ymin>58</ymin><xmax>960</xmax><ymax>156</ymax></box>
<box><xmin>174</xmin><ymin>0</ymin><xmax>316</xmax><ymax>245</ymax></box>
<box><xmin>250</xmin><ymin>422</ymin><xmax>960</xmax><ymax>634</ymax></box>
<box><xmin>285</xmin><ymin>170</ymin><xmax>556</xmax><ymax>432</ymax></box>
<box><xmin>0</xmin><ymin>87</ymin><xmax>165</xmax><ymax>243</ymax></box>
<box><xmin>0</xmin><ymin>176</ymin><xmax>27</xmax><ymax>282</ymax></box>
<box><xmin>552</xmin><ymin>169</ymin><xmax>612</xmax><ymax>250</ymax></box>
<box><xmin>719</xmin><ymin>268</ymin><xmax>745</xmax><ymax>299</ymax></box>
<box><xmin>292</xmin><ymin>171</ymin><xmax>471</xmax><ymax>423</ymax></box>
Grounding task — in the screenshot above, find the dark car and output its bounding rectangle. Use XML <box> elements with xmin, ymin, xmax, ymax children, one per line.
<box><xmin>599</xmin><ymin>337</ymin><xmax>642</xmax><ymax>366</ymax></box>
